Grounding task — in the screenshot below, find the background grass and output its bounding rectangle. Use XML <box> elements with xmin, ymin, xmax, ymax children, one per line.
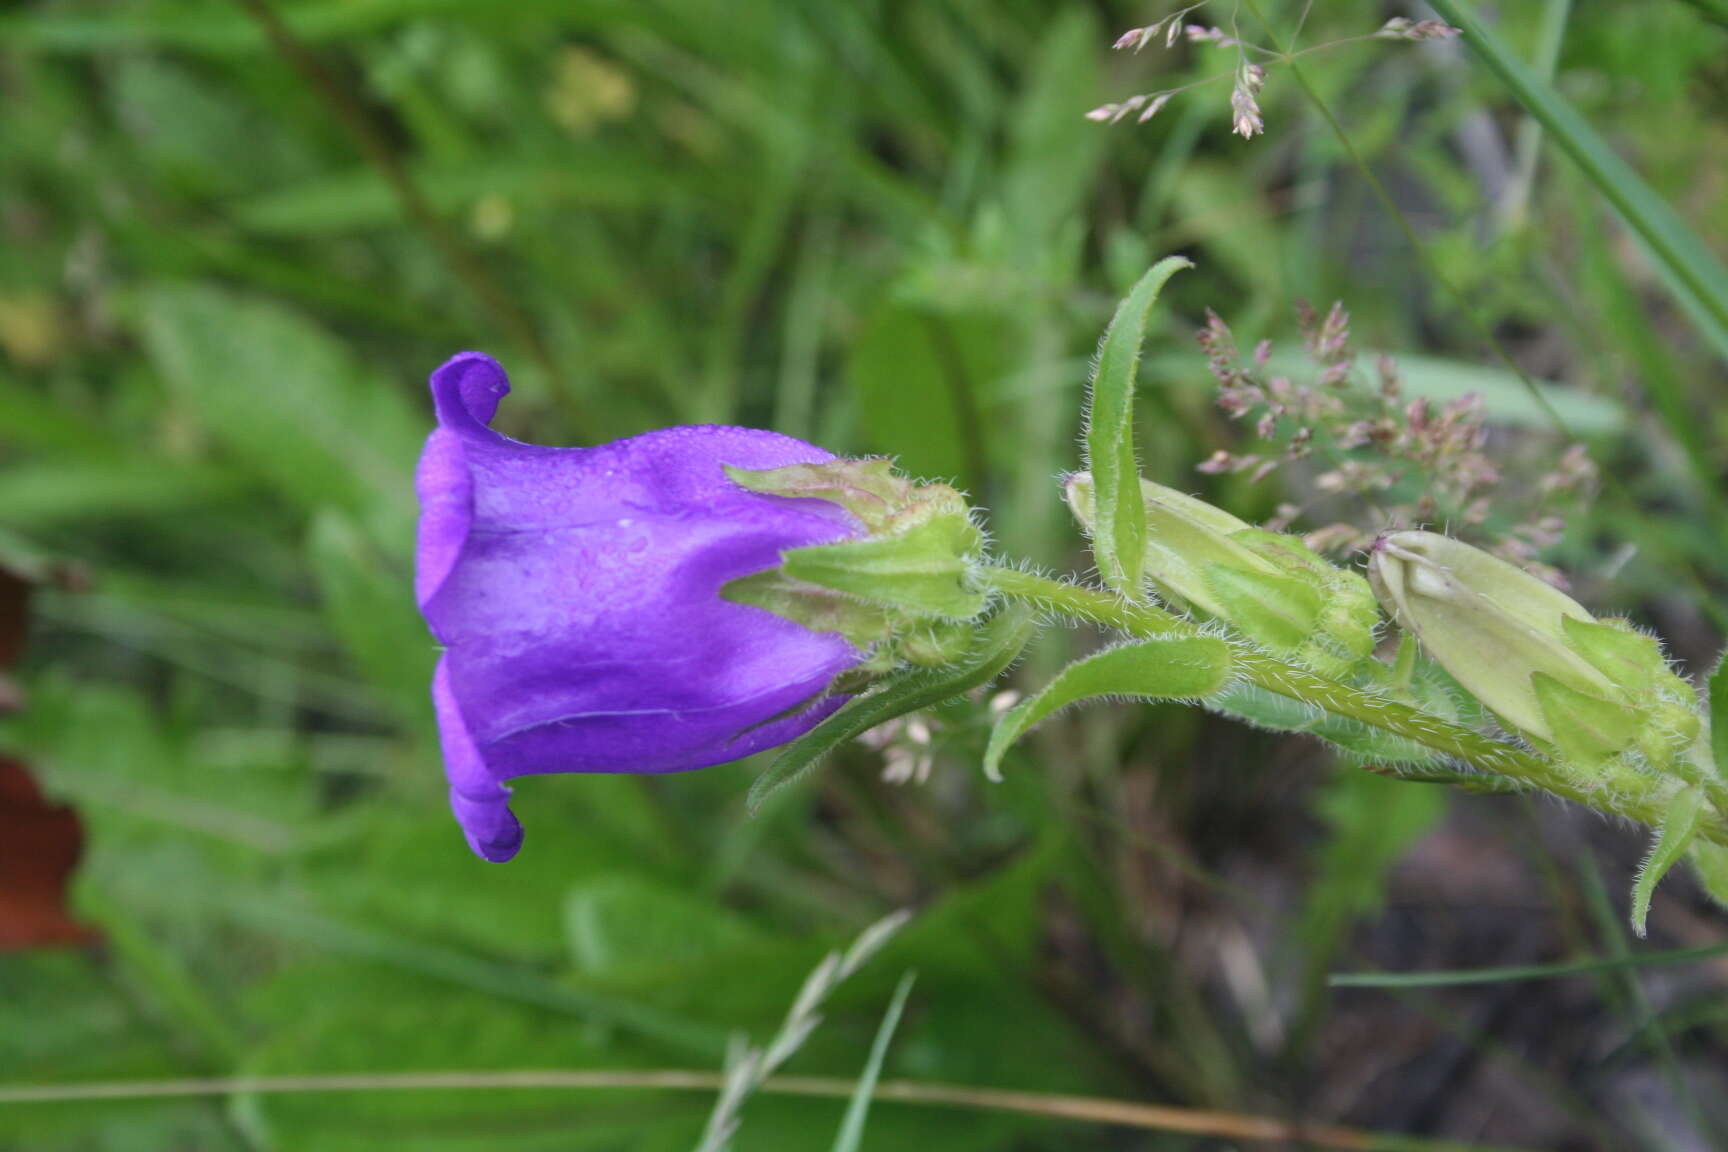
<box><xmin>1</xmin><ymin>1</ymin><xmax>1726</xmax><ymax>1148</ymax></box>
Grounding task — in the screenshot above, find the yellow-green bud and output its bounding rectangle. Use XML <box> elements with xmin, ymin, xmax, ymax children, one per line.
<box><xmin>1368</xmin><ymin>531</ymin><xmax>1698</xmax><ymax>771</ymax></box>
<box><xmin>1064</xmin><ymin>473</ymin><xmax>1377</xmax><ymax>678</ymax></box>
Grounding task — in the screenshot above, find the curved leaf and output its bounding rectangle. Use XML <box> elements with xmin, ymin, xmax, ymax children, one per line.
<box><xmin>1631</xmin><ymin>788</ymin><xmax>1704</xmax><ymax>937</ymax></box>
<box><xmin>984</xmin><ymin>634</ymin><xmax>1230</xmax><ymax>781</ymax></box>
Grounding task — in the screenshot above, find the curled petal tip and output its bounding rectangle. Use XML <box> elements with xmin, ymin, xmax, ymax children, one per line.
<box><xmin>450</xmin><ymin>787</ymin><xmax>525</xmax><ymax>862</ymax></box>
<box><xmin>430</xmin><ymin>351</ymin><xmax>512</xmax><ymax>433</ymax></box>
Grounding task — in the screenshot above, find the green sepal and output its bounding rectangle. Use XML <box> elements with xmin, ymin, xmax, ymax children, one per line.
<box><xmin>722</xmin><ymin>569</ymin><xmax>896</xmax><ymax>646</ymax></box>
<box><xmin>1232</xmin><ymin>529</ymin><xmax>1380</xmax><ymax>676</ymax></box>
<box><xmin>1204</xmin><ymin>563</ymin><xmax>1323</xmax><ymax>651</ymax></box>
<box><xmin>725</xmin><ymin>458</ymin><xmax>908</xmax><ymax>532</ymax></box>
<box><xmin>984</xmin><ymin>635</ymin><xmax>1231</xmax><ymax>781</ymax></box>
<box><xmin>1532</xmin><ymin>672</ymin><xmax>1640</xmax><ymax>770</ymax></box>
<box><xmin>780</xmin><ymin>509</ymin><xmax>985</xmax><ymax>620</ymax></box>
<box><xmin>897</xmin><ymin>619</ymin><xmax>978</xmax><ymax>667</ymax></box>
<box><xmin>1630</xmin><ymin>788</ymin><xmax>1705</xmax><ymax>937</ymax></box>
<box><xmin>1561</xmin><ymin>616</ymin><xmax>1670</xmax><ymax>694</ymax></box>
<box><xmin>746</xmin><ymin>608</ymin><xmax>1038</xmax><ymax>812</ymax></box>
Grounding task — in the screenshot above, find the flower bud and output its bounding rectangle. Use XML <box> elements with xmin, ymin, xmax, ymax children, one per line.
<box><xmin>1368</xmin><ymin>531</ymin><xmax>1698</xmax><ymax>772</ymax></box>
<box><xmin>1064</xmin><ymin>473</ymin><xmax>1377</xmax><ymax>678</ymax></box>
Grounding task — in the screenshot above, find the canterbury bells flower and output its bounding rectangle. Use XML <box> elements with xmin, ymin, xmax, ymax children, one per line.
<box><xmin>415</xmin><ymin>353</ymin><xmax>866</xmax><ymax>861</ymax></box>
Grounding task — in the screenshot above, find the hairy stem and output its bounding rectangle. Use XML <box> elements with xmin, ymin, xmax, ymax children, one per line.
<box><xmin>979</xmin><ymin>565</ymin><xmax>1724</xmax><ymax>844</ymax></box>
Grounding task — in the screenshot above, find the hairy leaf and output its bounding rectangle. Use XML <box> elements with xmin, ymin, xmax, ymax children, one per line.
<box><xmin>1631</xmin><ymin>788</ymin><xmax>1704</xmax><ymax>937</ymax></box>
<box><xmin>984</xmin><ymin>635</ymin><xmax>1230</xmax><ymax>780</ymax></box>
<box><xmin>1083</xmin><ymin>255</ymin><xmax>1191</xmax><ymax>595</ymax></box>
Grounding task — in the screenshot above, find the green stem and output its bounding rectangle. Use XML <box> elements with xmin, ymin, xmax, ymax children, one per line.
<box><xmin>979</xmin><ymin>565</ymin><xmax>1725</xmax><ymax>845</ymax></box>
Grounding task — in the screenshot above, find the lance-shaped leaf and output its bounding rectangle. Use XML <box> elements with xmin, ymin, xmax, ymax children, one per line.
<box><xmin>1631</xmin><ymin>788</ymin><xmax>1705</xmax><ymax>937</ymax></box>
<box><xmin>1083</xmin><ymin>255</ymin><xmax>1192</xmax><ymax>596</ymax></box>
<box><xmin>747</xmin><ymin>608</ymin><xmax>1037</xmax><ymax>812</ymax></box>
<box><xmin>984</xmin><ymin>634</ymin><xmax>1230</xmax><ymax>781</ymax></box>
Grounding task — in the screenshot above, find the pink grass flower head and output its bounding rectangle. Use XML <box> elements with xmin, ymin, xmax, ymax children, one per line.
<box><xmin>415</xmin><ymin>353</ymin><xmax>863</xmax><ymax>861</ymax></box>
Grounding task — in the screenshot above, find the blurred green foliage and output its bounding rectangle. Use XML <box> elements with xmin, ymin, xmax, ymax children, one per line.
<box><xmin>1</xmin><ymin>0</ymin><xmax>1725</xmax><ymax>1149</ymax></box>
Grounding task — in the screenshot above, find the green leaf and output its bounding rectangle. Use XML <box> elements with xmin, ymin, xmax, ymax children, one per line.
<box><xmin>1630</xmin><ymin>789</ymin><xmax>1705</xmax><ymax>937</ymax></box>
<box><xmin>984</xmin><ymin>635</ymin><xmax>1230</xmax><ymax>781</ymax></box>
<box><xmin>829</xmin><ymin>973</ymin><xmax>916</xmax><ymax>1152</ymax></box>
<box><xmin>1082</xmin><ymin>255</ymin><xmax>1191</xmax><ymax>596</ymax></box>
<box><xmin>747</xmin><ymin>608</ymin><xmax>1038</xmax><ymax>812</ymax></box>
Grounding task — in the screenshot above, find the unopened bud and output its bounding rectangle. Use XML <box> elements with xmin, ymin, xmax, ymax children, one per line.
<box><xmin>1066</xmin><ymin>474</ymin><xmax>1376</xmax><ymax>677</ymax></box>
<box><xmin>1369</xmin><ymin>531</ymin><xmax>1698</xmax><ymax>771</ymax></box>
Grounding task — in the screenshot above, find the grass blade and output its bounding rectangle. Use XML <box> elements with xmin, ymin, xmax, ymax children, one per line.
<box><xmin>1330</xmin><ymin>940</ymin><xmax>1728</xmax><ymax>988</ymax></box>
<box><xmin>829</xmin><ymin>973</ymin><xmax>916</xmax><ymax>1152</ymax></box>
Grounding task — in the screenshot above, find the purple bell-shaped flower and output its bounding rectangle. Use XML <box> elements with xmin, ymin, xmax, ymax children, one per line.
<box><xmin>415</xmin><ymin>353</ymin><xmax>863</xmax><ymax>861</ymax></box>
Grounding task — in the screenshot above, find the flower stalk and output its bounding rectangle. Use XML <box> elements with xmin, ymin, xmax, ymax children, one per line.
<box><xmin>974</xmin><ymin>564</ymin><xmax>1727</xmax><ymax>847</ymax></box>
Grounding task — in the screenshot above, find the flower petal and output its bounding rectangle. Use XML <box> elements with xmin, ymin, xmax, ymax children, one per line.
<box><xmin>430</xmin><ymin>351</ymin><xmax>512</xmax><ymax>439</ymax></box>
<box><xmin>414</xmin><ymin>427</ymin><xmax>473</xmax><ymax>615</ymax></box>
<box><xmin>434</xmin><ymin>654</ymin><xmax>523</xmax><ymax>862</ymax></box>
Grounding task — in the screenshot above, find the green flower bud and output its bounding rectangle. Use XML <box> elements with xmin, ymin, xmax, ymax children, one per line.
<box><xmin>1064</xmin><ymin>473</ymin><xmax>1377</xmax><ymax>678</ymax></box>
<box><xmin>723</xmin><ymin>458</ymin><xmax>988</xmax><ymax>663</ymax></box>
<box><xmin>1368</xmin><ymin>531</ymin><xmax>1698</xmax><ymax>772</ymax></box>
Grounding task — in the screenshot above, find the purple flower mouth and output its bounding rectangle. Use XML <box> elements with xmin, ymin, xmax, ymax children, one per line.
<box><xmin>415</xmin><ymin>353</ymin><xmax>864</xmax><ymax>861</ymax></box>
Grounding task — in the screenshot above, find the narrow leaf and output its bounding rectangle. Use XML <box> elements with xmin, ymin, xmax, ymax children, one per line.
<box><xmin>828</xmin><ymin>973</ymin><xmax>916</xmax><ymax>1152</ymax></box>
<box><xmin>747</xmin><ymin>609</ymin><xmax>1037</xmax><ymax>812</ymax></box>
<box><xmin>984</xmin><ymin>635</ymin><xmax>1230</xmax><ymax>781</ymax></box>
<box><xmin>1084</xmin><ymin>255</ymin><xmax>1192</xmax><ymax>595</ymax></box>
<box><xmin>1630</xmin><ymin>789</ymin><xmax>1704</xmax><ymax>937</ymax></box>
